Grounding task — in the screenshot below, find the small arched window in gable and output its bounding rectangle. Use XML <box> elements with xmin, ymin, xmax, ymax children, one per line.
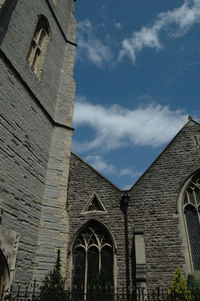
<box><xmin>184</xmin><ymin>174</ymin><xmax>200</xmax><ymax>271</ymax></box>
<box><xmin>27</xmin><ymin>15</ymin><xmax>50</xmax><ymax>77</ymax></box>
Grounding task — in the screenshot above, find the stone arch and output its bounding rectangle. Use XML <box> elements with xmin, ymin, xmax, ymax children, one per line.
<box><xmin>71</xmin><ymin>219</ymin><xmax>116</xmax><ymax>295</ymax></box>
<box><xmin>0</xmin><ymin>248</ymin><xmax>10</xmax><ymax>292</ymax></box>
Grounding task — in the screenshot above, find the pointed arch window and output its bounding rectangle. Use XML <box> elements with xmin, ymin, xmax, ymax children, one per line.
<box><xmin>27</xmin><ymin>15</ymin><xmax>50</xmax><ymax>77</ymax></box>
<box><xmin>184</xmin><ymin>174</ymin><xmax>200</xmax><ymax>271</ymax></box>
<box><xmin>72</xmin><ymin>220</ymin><xmax>114</xmax><ymax>295</ymax></box>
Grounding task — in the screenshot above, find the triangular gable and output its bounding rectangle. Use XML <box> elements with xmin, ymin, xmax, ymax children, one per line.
<box><xmin>82</xmin><ymin>192</ymin><xmax>106</xmax><ymax>213</ymax></box>
<box><xmin>128</xmin><ymin>119</ymin><xmax>200</xmax><ymax>191</ymax></box>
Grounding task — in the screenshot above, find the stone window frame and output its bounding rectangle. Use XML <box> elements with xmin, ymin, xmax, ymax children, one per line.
<box><xmin>0</xmin><ymin>0</ymin><xmax>6</xmax><ymax>11</ymax></box>
<box><xmin>71</xmin><ymin>220</ymin><xmax>116</xmax><ymax>296</ymax></box>
<box><xmin>27</xmin><ymin>15</ymin><xmax>50</xmax><ymax>78</ymax></box>
<box><xmin>52</xmin><ymin>0</ymin><xmax>60</xmax><ymax>7</ymax></box>
<box><xmin>178</xmin><ymin>171</ymin><xmax>200</xmax><ymax>280</ymax></box>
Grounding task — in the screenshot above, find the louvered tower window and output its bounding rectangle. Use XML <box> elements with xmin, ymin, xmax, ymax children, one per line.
<box><xmin>184</xmin><ymin>174</ymin><xmax>200</xmax><ymax>271</ymax></box>
<box><xmin>72</xmin><ymin>220</ymin><xmax>114</xmax><ymax>296</ymax></box>
<box><xmin>27</xmin><ymin>15</ymin><xmax>50</xmax><ymax>77</ymax></box>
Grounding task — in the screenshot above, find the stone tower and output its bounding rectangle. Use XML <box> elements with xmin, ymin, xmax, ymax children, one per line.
<box><xmin>0</xmin><ymin>0</ymin><xmax>76</xmax><ymax>285</ymax></box>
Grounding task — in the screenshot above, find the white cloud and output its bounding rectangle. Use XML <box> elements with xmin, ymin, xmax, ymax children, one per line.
<box><xmin>77</xmin><ymin>19</ymin><xmax>112</xmax><ymax>68</ymax></box>
<box><xmin>119</xmin><ymin>168</ymin><xmax>134</xmax><ymax>176</ymax></box>
<box><xmin>73</xmin><ymin>97</ymin><xmax>187</xmax><ymax>152</ymax></box>
<box><xmin>85</xmin><ymin>155</ymin><xmax>115</xmax><ymax>174</ymax></box>
<box><xmin>123</xmin><ymin>183</ymin><xmax>133</xmax><ymax>190</ymax></box>
<box><xmin>119</xmin><ymin>0</ymin><xmax>200</xmax><ymax>63</ymax></box>
<box><xmin>85</xmin><ymin>155</ymin><xmax>139</xmax><ymax>179</ymax></box>
<box><xmin>115</xmin><ymin>22</ymin><xmax>122</xmax><ymax>29</ymax></box>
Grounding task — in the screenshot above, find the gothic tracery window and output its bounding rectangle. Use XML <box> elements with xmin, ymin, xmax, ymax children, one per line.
<box><xmin>184</xmin><ymin>174</ymin><xmax>200</xmax><ymax>271</ymax></box>
<box><xmin>27</xmin><ymin>15</ymin><xmax>50</xmax><ymax>77</ymax></box>
<box><xmin>72</xmin><ymin>220</ymin><xmax>114</xmax><ymax>295</ymax></box>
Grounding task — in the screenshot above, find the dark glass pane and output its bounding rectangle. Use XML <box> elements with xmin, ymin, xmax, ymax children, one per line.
<box><xmin>101</xmin><ymin>246</ymin><xmax>113</xmax><ymax>290</ymax></box>
<box><xmin>185</xmin><ymin>205</ymin><xmax>200</xmax><ymax>270</ymax></box>
<box><xmin>73</xmin><ymin>247</ymin><xmax>85</xmax><ymax>291</ymax></box>
<box><xmin>195</xmin><ymin>189</ymin><xmax>200</xmax><ymax>204</ymax></box>
<box><xmin>88</xmin><ymin>196</ymin><xmax>104</xmax><ymax>211</ymax></box>
<box><xmin>188</xmin><ymin>189</ymin><xmax>195</xmax><ymax>205</ymax></box>
<box><xmin>87</xmin><ymin>247</ymin><xmax>99</xmax><ymax>290</ymax></box>
<box><xmin>88</xmin><ymin>234</ymin><xmax>97</xmax><ymax>247</ymax></box>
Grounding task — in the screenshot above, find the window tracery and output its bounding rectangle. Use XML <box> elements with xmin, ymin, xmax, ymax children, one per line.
<box><xmin>72</xmin><ymin>221</ymin><xmax>114</xmax><ymax>295</ymax></box>
<box><xmin>27</xmin><ymin>15</ymin><xmax>50</xmax><ymax>77</ymax></box>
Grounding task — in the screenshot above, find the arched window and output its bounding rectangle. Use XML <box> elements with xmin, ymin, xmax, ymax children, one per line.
<box><xmin>183</xmin><ymin>174</ymin><xmax>200</xmax><ymax>272</ymax></box>
<box><xmin>0</xmin><ymin>248</ymin><xmax>10</xmax><ymax>293</ymax></box>
<box><xmin>27</xmin><ymin>15</ymin><xmax>50</xmax><ymax>77</ymax></box>
<box><xmin>72</xmin><ymin>220</ymin><xmax>114</xmax><ymax>295</ymax></box>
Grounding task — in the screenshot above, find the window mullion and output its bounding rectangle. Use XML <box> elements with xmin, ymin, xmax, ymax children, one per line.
<box><xmin>99</xmin><ymin>248</ymin><xmax>101</xmax><ymax>274</ymax></box>
<box><xmin>193</xmin><ymin>190</ymin><xmax>197</xmax><ymax>206</ymax></box>
<box><xmin>35</xmin><ymin>28</ymin><xmax>42</xmax><ymax>44</ymax></box>
<box><xmin>84</xmin><ymin>247</ymin><xmax>88</xmax><ymax>299</ymax></box>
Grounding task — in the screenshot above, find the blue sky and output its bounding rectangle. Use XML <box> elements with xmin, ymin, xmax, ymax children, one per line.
<box><xmin>72</xmin><ymin>0</ymin><xmax>200</xmax><ymax>189</ymax></box>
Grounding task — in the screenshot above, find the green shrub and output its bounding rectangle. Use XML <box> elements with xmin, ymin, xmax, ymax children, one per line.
<box><xmin>39</xmin><ymin>249</ymin><xmax>68</xmax><ymax>301</ymax></box>
<box><xmin>167</xmin><ymin>267</ymin><xmax>191</xmax><ymax>301</ymax></box>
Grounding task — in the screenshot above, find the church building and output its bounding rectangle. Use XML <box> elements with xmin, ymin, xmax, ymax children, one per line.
<box><xmin>0</xmin><ymin>0</ymin><xmax>200</xmax><ymax>296</ymax></box>
<box><xmin>68</xmin><ymin>119</ymin><xmax>200</xmax><ymax>292</ymax></box>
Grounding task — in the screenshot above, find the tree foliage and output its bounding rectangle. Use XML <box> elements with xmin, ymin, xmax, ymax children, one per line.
<box><xmin>167</xmin><ymin>267</ymin><xmax>191</xmax><ymax>301</ymax></box>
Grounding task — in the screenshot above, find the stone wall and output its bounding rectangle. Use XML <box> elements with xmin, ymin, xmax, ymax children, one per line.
<box><xmin>128</xmin><ymin>120</ymin><xmax>200</xmax><ymax>288</ymax></box>
<box><xmin>0</xmin><ymin>55</ymin><xmax>53</xmax><ymax>282</ymax></box>
<box><xmin>67</xmin><ymin>153</ymin><xmax>128</xmax><ymax>290</ymax></box>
